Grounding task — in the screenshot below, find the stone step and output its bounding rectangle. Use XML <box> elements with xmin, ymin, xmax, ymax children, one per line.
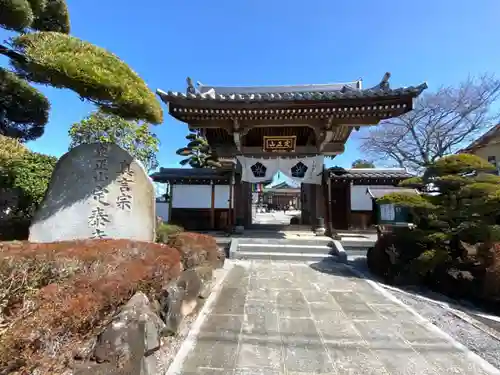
<box><xmin>237</xmin><ymin>237</ymin><xmax>333</xmax><ymax>247</ymax></box>
<box><xmin>237</xmin><ymin>243</ymin><xmax>333</xmax><ymax>255</ymax></box>
<box><xmin>340</xmin><ymin>240</ymin><xmax>375</xmax><ymax>249</ymax></box>
<box><xmin>232</xmin><ymin>250</ymin><xmax>335</xmax><ymax>262</ymax></box>
<box><xmin>344</xmin><ymin>249</ymin><xmax>368</xmax><ymax>257</ymax></box>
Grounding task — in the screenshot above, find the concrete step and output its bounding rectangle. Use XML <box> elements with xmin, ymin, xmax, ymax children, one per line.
<box><xmin>237</xmin><ymin>243</ymin><xmax>333</xmax><ymax>255</ymax></box>
<box><xmin>232</xmin><ymin>250</ymin><xmax>335</xmax><ymax>262</ymax></box>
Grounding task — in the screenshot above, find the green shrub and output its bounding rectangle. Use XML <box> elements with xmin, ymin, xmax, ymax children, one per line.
<box><xmin>0</xmin><ymin>150</ymin><xmax>56</xmax><ymax>215</ymax></box>
<box><xmin>156</xmin><ymin>223</ymin><xmax>184</xmax><ymax>243</ymax></box>
<box><xmin>368</xmin><ymin>154</ymin><xmax>500</xmax><ymax>300</ymax></box>
<box><xmin>0</xmin><ymin>239</ymin><xmax>181</xmax><ymax>375</ymax></box>
<box><xmin>0</xmin><ymin>216</ymin><xmax>30</xmax><ymax>241</ymax></box>
<box><xmin>410</xmin><ymin>249</ymin><xmax>452</xmax><ymax>276</ymax></box>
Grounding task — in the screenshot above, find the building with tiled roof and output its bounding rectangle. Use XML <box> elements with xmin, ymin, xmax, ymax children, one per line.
<box><xmin>154</xmin><ymin>73</ymin><xmax>426</xmax><ymax>232</ymax></box>
<box><xmin>458</xmin><ymin>124</ymin><xmax>500</xmax><ymax>173</ymax></box>
<box><xmin>324</xmin><ymin>167</ymin><xmax>415</xmax><ymax>230</ymax></box>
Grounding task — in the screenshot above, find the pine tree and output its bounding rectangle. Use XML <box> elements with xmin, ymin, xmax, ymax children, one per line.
<box><xmin>0</xmin><ymin>0</ymin><xmax>163</xmax><ymax>142</ymax></box>
<box><xmin>175</xmin><ymin>131</ymin><xmax>221</xmax><ymax>168</ymax></box>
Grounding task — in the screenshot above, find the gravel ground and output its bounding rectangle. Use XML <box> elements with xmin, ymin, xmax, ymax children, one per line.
<box><xmin>349</xmin><ymin>256</ymin><xmax>500</xmax><ymax>370</ymax></box>
<box><xmin>387</xmin><ymin>288</ymin><xmax>500</xmax><ymax>369</ymax></box>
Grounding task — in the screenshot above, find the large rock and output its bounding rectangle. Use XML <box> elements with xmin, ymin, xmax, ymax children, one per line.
<box><xmin>83</xmin><ymin>292</ymin><xmax>164</xmax><ymax>375</ymax></box>
<box><xmin>29</xmin><ymin>143</ymin><xmax>155</xmax><ymax>242</ymax></box>
<box><xmin>159</xmin><ymin>269</ymin><xmax>203</xmax><ymax>336</ymax></box>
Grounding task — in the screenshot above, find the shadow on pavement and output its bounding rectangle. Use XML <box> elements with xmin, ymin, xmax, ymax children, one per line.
<box><xmin>309</xmin><ymin>258</ymin><xmax>366</xmax><ymax>280</ymax></box>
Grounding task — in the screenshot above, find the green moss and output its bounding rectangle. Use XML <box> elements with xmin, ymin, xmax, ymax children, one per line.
<box><xmin>377</xmin><ymin>192</ymin><xmax>435</xmax><ymax>209</ymax></box>
<box><xmin>12</xmin><ymin>32</ymin><xmax>163</xmax><ymax>124</ymax></box>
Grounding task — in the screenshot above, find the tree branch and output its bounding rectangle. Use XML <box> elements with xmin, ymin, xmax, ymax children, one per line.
<box><xmin>359</xmin><ymin>74</ymin><xmax>500</xmax><ymax>170</ymax></box>
<box><xmin>0</xmin><ymin>44</ymin><xmax>26</xmax><ymax>64</ymax></box>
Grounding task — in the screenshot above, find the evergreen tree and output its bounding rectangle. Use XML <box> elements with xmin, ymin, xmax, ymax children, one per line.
<box><xmin>351</xmin><ymin>159</ymin><xmax>375</xmax><ymax>168</ymax></box>
<box><xmin>176</xmin><ymin>131</ymin><xmax>221</xmax><ymax>168</ymax></box>
<box><xmin>0</xmin><ymin>0</ymin><xmax>163</xmax><ymax>142</ymax></box>
<box><xmin>69</xmin><ymin>111</ymin><xmax>160</xmax><ymax>172</ymax></box>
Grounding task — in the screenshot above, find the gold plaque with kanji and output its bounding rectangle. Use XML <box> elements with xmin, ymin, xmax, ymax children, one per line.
<box><xmin>263</xmin><ymin>136</ymin><xmax>296</xmax><ymax>152</ymax></box>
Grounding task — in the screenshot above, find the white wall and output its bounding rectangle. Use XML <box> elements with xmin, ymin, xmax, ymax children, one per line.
<box><xmin>172</xmin><ymin>185</ymin><xmax>211</xmax><ymax>208</ymax></box>
<box><xmin>214</xmin><ymin>185</ymin><xmax>234</xmax><ymax>208</ymax></box>
<box><xmin>350</xmin><ymin>185</ymin><xmax>395</xmax><ymax>211</ymax></box>
<box><xmin>156</xmin><ymin>202</ymin><xmax>169</xmax><ymax>222</ymax></box>
<box><xmin>172</xmin><ymin>185</ymin><xmax>233</xmax><ymax>209</ymax></box>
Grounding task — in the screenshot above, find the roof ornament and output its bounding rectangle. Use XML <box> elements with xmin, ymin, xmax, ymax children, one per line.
<box><xmin>367</xmin><ymin>72</ymin><xmax>391</xmax><ymax>91</ymax></box>
<box><xmin>379</xmin><ymin>72</ymin><xmax>391</xmax><ymax>90</ymax></box>
<box><xmin>329</xmin><ymin>166</ymin><xmax>348</xmax><ymax>176</ymax></box>
<box><xmin>186</xmin><ymin>77</ymin><xmax>197</xmax><ymax>94</ymax></box>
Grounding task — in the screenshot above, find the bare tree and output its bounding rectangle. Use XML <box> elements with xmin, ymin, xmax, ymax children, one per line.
<box><xmin>359</xmin><ymin>74</ymin><xmax>500</xmax><ymax>172</ymax></box>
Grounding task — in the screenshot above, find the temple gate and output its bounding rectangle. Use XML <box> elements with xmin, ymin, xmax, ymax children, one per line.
<box><xmin>153</xmin><ymin>73</ymin><xmax>426</xmax><ymax>234</ymax></box>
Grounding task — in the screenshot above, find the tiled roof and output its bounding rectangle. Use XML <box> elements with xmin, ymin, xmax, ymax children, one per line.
<box><xmin>264</xmin><ymin>181</ymin><xmax>301</xmax><ymax>193</ymax></box>
<box><xmin>150</xmin><ymin>168</ymin><xmax>231</xmax><ymax>182</ymax></box>
<box><xmin>328</xmin><ymin>167</ymin><xmax>412</xmax><ymax>180</ymax></box>
<box><xmin>366</xmin><ymin>186</ymin><xmax>419</xmax><ymax>199</ymax></box>
<box><xmin>268</xmin><ymin>181</ymin><xmax>300</xmax><ymax>189</ymax></box>
<box><xmin>157</xmin><ymin>73</ymin><xmax>427</xmax><ymax>104</ymax></box>
<box><xmin>157</xmin><ymin>84</ymin><xmax>427</xmax><ymax>103</ymax></box>
<box><xmin>458</xmin><ymin>124</ymin><xmax>500</xmax><ymax>153</ymax></box>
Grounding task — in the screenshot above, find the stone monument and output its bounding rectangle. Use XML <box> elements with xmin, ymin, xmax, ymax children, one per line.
<box><xmin>29</xmin><ymin>143</ymin><xmax>156</xmax><ymax>242</ymax></box>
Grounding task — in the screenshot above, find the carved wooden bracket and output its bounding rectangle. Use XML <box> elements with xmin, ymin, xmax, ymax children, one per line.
<box><xmin>232</xmin><ymin>119</ymin><xmax>242</xmax><ymax>151</ymax></box>
<box><xmin>319</xmin><ymin>117</ymin><xmax>335</xmax><ymax>152</ymax></box>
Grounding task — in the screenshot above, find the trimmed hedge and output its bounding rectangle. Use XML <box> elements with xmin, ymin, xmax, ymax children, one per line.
<box><xmin>0</xmin><ymin>239</ymin><xmax>182</xmax><ymax>374</ymax></box>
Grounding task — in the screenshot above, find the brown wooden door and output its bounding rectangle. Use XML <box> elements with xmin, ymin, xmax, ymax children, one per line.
<box><xmin>330</xmin><ymin>184</ymin><xmax>349</xmax><ymax>230</ymax></box>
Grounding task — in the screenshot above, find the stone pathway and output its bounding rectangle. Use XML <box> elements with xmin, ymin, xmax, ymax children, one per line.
<box><xmin>253</xmin><ymin>211</ymin><xmax>300</xmax><ymax>225</ymax></box>
<box><xmin>170</xmin><ymin>260</ymin><xmax>500</xmax><ymax>375</ymax></box>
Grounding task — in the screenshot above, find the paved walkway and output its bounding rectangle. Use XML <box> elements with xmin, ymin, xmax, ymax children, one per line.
<box><xmin>172</xmin><ymin>260</ymin><xmax>499</xmax><ymax>375</ymax></box>
<box><xmin>253</xmin><ymin>211</ymin><xmax>299</xmax><ymax>225</ymax></box>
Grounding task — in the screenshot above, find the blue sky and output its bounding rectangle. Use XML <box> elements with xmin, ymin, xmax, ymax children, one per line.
<box><xmin>2</xmin><ymin>0</ymin><xmax>500</xmax><ymax>170</ymax></box>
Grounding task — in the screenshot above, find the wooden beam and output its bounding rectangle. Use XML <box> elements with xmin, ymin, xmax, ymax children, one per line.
<box><xmin>326</xmin><ymin>176</ymin><xmax>334</xmax><ymax>236</ymax></box>
<box><xmin>210</xmin><ymin>181</ymin><xmax>215</xmax><ymax>229</ymax></box>
<box><xmin>346</xmin><ymin>182</ymin><xmax>352</xmax><ymax>229</ymax></box>
<box><xmin>228</xmin><ymin>171</ymin><xmax>234</xmax><ymax>229</ymax></box>
<box><xmin>168</xmin><ymin>183</ymin><xmax>174</xmax><ymax>223</ymax></box>
<box><xmin>232</xmin><ymin>118</ymin><xmax>242</xmax><ymax>151</ymax></box>
<box><xmin>168</xmin><ymin>96</ymin><xmax>414</xmax><ymax>111</ymax></box>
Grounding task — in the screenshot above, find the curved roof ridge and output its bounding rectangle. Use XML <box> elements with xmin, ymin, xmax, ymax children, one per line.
<box><xmin>197</xmin><ymin>80</ymin><xmax>362</xmax><ymax>94</ymax></box>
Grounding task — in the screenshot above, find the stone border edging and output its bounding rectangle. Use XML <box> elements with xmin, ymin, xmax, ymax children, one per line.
<box><xmin>346</xmin><ymin>264</ymin><xmax>500</xmax><ymax>375</ymax></box>
<box><xmin>228</xmin><ymin>238</ymin><xmax>239</xmax><ymax>259</ymax></box>
<box><xmin>164</xmin><ymin>262</ymin><xmax>234</xmax><ymax>375</ymax></box>
<box><xmin>330</xmin><ymin>239</ymin><xmax>348</xmax><ymax>263</ymax></box>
